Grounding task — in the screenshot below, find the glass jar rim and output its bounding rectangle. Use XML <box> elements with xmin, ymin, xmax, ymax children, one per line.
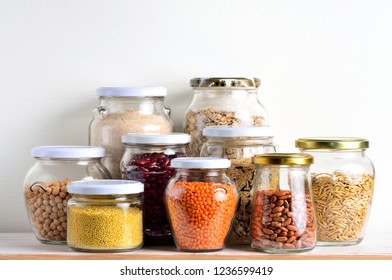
<box><xmin>171</xmin><ymin>157</ymin><xmax>231</xmax><ymax>169</ymax></box>
<box><xmin>31</xmin><ymin>146</ymin><xmax>105</xmax><ymax>159</ymax></box>
<box><xmin>68</xmin><ymin>180</ymin><xmax>144</xmax><ymax>195</ymax></box>
<box><xmin>252</xmin><ymin>153</ymin><xmax>313</xmax><ymax>165</ymax></box>
<box><xmin>122</xmin><ymin>133</ymin><xmax>191</xmax><ymax>145</ymax></box>
<box><xmin>295</xmin><ymin>137</ymin><xmax>369</xmax><ymax>150</ymax></box>
<box><xmin>203</xmin><ymin>125</ymin><xmax>276</xmax><ymax>137</ymax></box>
<box><xmin>97</xmin><ymin>86</ymin><xmax>167</xmax><ymax>97</ymax></box>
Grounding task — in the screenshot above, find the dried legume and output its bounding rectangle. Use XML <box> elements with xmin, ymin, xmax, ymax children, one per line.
<box><xmin>165</xmin><ymin>181</ymin><xmax>237</xmax><ymax>251</ymax></box>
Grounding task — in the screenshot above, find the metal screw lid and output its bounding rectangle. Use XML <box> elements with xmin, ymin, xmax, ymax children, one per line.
<box><xmin>295</xmin><ymin>137</ymin><xmax>369</xmax><ymax>150</ymax></box>
<box><xmin>190</xmin><ymin>77</ymin><xmax>261</xmax><ymax>88</ymax></box>
<box><xmin>252</xmin><ymin>153</ymin><xmax>314</xmax><ymax>165</ymax></box>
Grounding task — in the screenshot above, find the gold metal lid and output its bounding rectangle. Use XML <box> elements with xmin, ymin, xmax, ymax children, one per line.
<box><xmin>190</xmin><ymin>77</ymin><xmax>261</xmax><ymax>88</ymax></box>
<box><xmin>295</xmin><ymin>137</ymin><xmax>369</xmax><ymax>150</ymax></box>
<box><xmin>252</xmin><ymin>153</ymin><xmax>313</xmax><ymax>165</ymax></box>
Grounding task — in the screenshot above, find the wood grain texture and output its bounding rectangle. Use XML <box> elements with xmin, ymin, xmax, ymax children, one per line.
<box><xmin>1</xmin><ymin>232</ymin><xmax>391</xmax><ymax>260</ymax></box>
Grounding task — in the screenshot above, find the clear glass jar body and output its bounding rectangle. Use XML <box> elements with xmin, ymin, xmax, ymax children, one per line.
<box><xmin>251</xmin><ymin>154</ymin><xmax>316</xmax><ymax>253</ymax></box>
<box><xmin>67</xmin><ymin>193</ymin><xmax>143</xmax><ymax>252</ymax></box>
<box><xmin>165</xmin><ymin>167</ymin><xmax>238</xmax><ymax>252</ymax></box>
<box><xmin>120</xmin><ymin>142</ymin><xmax>188</xmax><ymax>245</ymax></box>
<box><xmin>200</xmin><ymin>134</ymin><xmax>277</xmax><ymax>245</ymax></box>
<box><xmin>184</xmin><ymin>78</ymin><xmax>269</xmax><ymax>156</ymax></box>
<box><xmin>89</xmin><ymin>95</ymin><xmax>174</xmax><ymax>179</ymax></box>
<box><xmin>296</xmin><ymin>147</ymin><xmax>374</xmax><ymax>246</ymax></box>
<box><xmin>23</xmin><ymin>158</ymin><xmax>111</xmax><ymax>244</ymax></box>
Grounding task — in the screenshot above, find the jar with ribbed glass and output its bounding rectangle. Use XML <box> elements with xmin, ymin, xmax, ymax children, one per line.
<box><xmin>184</xmin><ymin>77</ymin><xmax>269</xmax><ymax>156</ymax></box>
<box><xmin>200</xmin><ymin>126</ymin><xmax>277</xmax><ymax>244</ymax></box>
<box><xmin>251</xmin><ymin>153</ymin><xmax>316</xmax><ymax>253</ymax></box>
<box><xmin>89</xmin><ymin>87</ymin><xmax>174</xmax><ymax>179</ymax></box>
<box><xmin>67</xmin><ymin>180</ymin><xmax>144</xmax><ymax>252</ymax></box>
<box><xmin>120</xmin><ymin>133</ymin><xmax>190</xmax><ymax>245</ymax></box>
<box><xmin>164</xmin><ymin>158</ymin><xmax>238</xmax><ymax>252</ymax></box>
<box><xmin>23</xmin><ymin>146</ymin><xmax>112</xmax><ymax>244</ymax></box>
<box><xmin>295</xmin><ymin>137</ymin><xmax>375</xmax><ymax>246</ymax></box>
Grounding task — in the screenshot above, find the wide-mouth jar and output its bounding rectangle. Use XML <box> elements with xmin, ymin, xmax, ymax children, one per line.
<box><xmin>295</xmin><ymin>137</ymin><xmax>375</xmax><ymax>246</ymax></box>
<box><xmin>23</xmin><ymin>145</ymin><xmax>112</xmax><ymax>244</ymax></box>
<box><xmin>67</xmin><ymin>180</ymin><xmax>144</xmax><ymax>252</ymax></box>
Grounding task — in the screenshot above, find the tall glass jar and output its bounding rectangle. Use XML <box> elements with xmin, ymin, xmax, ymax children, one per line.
<box><xmin>23</xmin><ymin>146</ymin><xmax>112</xmax><ymax>244</ymax></box>
<box><xmin>295</xmin><ymin>137</ymin><xmax>375</xmax><ymax>246</ymax></box>
<box><xmin>120</xmin><ymin>133</ymin><xmax>190</xmax><ymax>245</ymax></box>
<box><xmin>89</xmin><ymin>87</ymin><xmax>174</xmax><ymax>179</ymax></box>
<box><xmin>200</xmin><ymin>126</ymin><xmax>277</xmax><ymax>245</ymax></box>
<box><xmin>164</xmin><ymin>158</ymin><xmax>238</xmax><ymax>252</ymax></box>
<box><xmin>67</xmin><ymin>180</ymin><xmax>144</xmax><ymax>252</ymax></box>
<box><xmin>251</xmin><ymin>153</ymin><xmax>316</xmax><ymax>253</ymax></box>
<box><xmin>184</xmin><ymin>77</ymin><xmax>269</xmax><ymax>156</ymax></box>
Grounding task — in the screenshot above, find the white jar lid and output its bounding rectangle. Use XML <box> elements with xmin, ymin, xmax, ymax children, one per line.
<box><xmin>68</xmin><ymin>180</ymin><xmax>144</xmax><ymax>195</ymax></box>
<box><xmin>32</xmin><ymin>146</ymin><xmax>105</xmax><ymax>159</ymax></box>
<box><xmin>122</xmin><ymin>133</ymin><xmax>191</xmax><ymax>145</ymax></box>
<box><xmin>203</xmin><ymin>126</ymin><xmax>276</xmax><ymax>137</ymax></box>
<box><xmin>97</xmin><ymin>87</ymin><xmax>167</xmax><ymax>97</ymax></box>
<box><xmin>170</xmin><ymin>157</ymin><xmax>231</xmax><ymax>169</ymax></box>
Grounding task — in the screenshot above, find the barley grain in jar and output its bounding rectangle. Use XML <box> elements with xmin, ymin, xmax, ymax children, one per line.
<box><xmin>251</xmin><ymin>153</ymin><xmax>316</xmax><ymax>253</ymax></box>
<box><xmin>295</xmin><ymin>137</ymin><xmax>375</xmax><ymax>246</ymax></box>
<box><xmin>23</xmin><ymin>146</ymin><xmax>111</xmax><ymax>244</ymax></box>
<box><xmin>164</xmin><ymin>158</ymin><xmax>238</xmax><ymax>252</ymax></box>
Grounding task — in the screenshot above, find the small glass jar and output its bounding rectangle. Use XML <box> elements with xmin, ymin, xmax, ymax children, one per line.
<box><xmin>200</xmin><ymin>126</ymin><xmax>277</xmax><ymax>245</ymax></box>
<box><xmin>184</xmin><ymin>77</ymin><xmax>269</xmax><ymax>156</ymax></box>
<box><xmin>164</xmin><ymin>158</ymin><xmax>238</xmax><ymax>252</ymax></box>
<box><xmin>89</xmin><ymin>87</ymin><xmax>174</xmax><ymax>179</ymax></box>
<box><xmin>67</xmin><ymin>180</ymin><xmax>144</xmax><ymax>252</ymax></box>
<box><xmin>295</xmin><ymin>137</ymin><xmax>375</xmax><ymax>246</ymax></box>
<box><xmin>120</xmin><ymin>133</ymin><xmax>191</xmax><ymax>245</ymax></box>
<box><xmin>23</xmin><ymin>146</ymin><xmax>112</xmax><ymax>244</ymax></box>
<box><xmin>251</xmin><ymin>153</ymin><xmax>316</xmax><ymax>253</ymax></box>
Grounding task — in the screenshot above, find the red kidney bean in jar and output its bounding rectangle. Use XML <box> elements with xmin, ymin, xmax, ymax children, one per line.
<box><xmin>120</xmin><ymin>133</ymin><xmax>190</xmax><ymax>245</ymax></box>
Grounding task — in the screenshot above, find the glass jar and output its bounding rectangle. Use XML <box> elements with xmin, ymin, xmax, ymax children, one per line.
<box><xmin>184</xmin><ymin>77</ymin><xmax>269</xmax><ymax>156</ymax></box>
<box><xmin>251</xmin><ymin>153</ymin><xmax>316</xmax><ymax>253</ymax></box>
<box><xmin>120</xmin><ymin>133</ymin><xmax>191</xmax><ymax>245</ymax></box>
<box><xmin>295</xmin><ymin>137</ymin><xmax>375</xmax><ymax>246</ymax></box>
<box><xmin>164</xmin><ymin>158</ymin><xmax>238</xmax><ymax>252</ymax></box>
<box><xmin>67</xmin><ymin>180</ymin><xmax>144</xmax><ymax>252</ymax></box>
<box><xmin>200</xmin><ymin>126</ymin><xmax>277</xmax><ymax>245</ymax></box>
<box><xmin>89</xmin><ymin>87</ymin><xmax>174</xmax><ymax>179</ymax></box>
<box><xmin>23</xmin><ymin>146</ymin><xmax>112</xmax><ymax>244</ymax></box>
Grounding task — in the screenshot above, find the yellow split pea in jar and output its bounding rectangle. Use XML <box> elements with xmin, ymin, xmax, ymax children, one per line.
<box><xmin>67</xmin><ymin>180</ymin><xmax>144</xmax><ymax>252</ymax></box>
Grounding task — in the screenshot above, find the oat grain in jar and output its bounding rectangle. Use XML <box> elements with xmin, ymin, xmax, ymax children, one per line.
<box><xmin>89</xmin><ymin>87</ymin><xmax>174</xmax><ymax>179</ymax></box>
<box><xmin>251</xmin><ymin>153</ymin><xmax>316</xmax><ymax>253</ymax></box>
<box><xmin>200</xmin><ymin>126</ymin><xmax>277</xmax><ymax>244</ymax></box>
<box><xmin>295</xmin><ymin>137</ymin><xmax>375</xmax><ymax>246</ymax></box>
<box><xmin>165</xmin><ymin>158</ymin><xmax>238</xmax><ymax>252</ymax></box>
<box><xmin>23</xmin><ymin>146</ymin><xmax>111</xmax><ymax>244</ymax></box>
<box><xmin>120</xmin><ymin>133</ymin><xmax>190</xmax><ymax>245</ymax></box>
<box><xmin>184</xmin><ymin>77</ymin><xmax>269</xmax><ymax>156</ymax></box>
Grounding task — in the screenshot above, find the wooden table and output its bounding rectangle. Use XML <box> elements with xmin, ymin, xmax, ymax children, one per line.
<box><xmin>1</xmin><ymin>232</ymin><xmax>391</xmax><ymax>260</ymax></box>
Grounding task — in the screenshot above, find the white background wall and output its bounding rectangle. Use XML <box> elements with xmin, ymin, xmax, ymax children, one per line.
<box><xmin>1</xmin><ymin>0</ymin><xmax>391</xmax><ymax>236</ymax></box>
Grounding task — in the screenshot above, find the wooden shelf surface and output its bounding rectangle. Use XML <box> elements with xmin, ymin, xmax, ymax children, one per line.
<box><xmin>1</xmin><ymin>232</ymin><xmax>391</xmax><ymax>260</ymax></box>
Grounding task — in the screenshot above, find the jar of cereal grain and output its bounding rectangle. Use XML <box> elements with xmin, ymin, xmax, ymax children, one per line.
<box><xmin>184</xmin><ymin>77</ymin><xmax>269</xmax><ymax>156</ymax></box>
<box><xmin>164</xmin><ymin>157</ymin><xmax>238</xmax><ymax>252</ymax></box>
<box><xmin>251</xmin><ymin>153</ymin><xmax>316</xmax><ymax>253</ymax></box>
<box><xmin>23</xmin><ymin>146</ymin><xmax>112</xmax><ymax>244</ymax></box>
<box><xmin>67</xmin><ymin>180</ymin><xmax>144</xmax><ymax>252</ymax></box>
<box><xmin>120</xmin><ymin>133</ymin><xmax>190</xmax><ymax>245</ymax></box>
<box><xmin>295</xmin><ymin>137</ymin><xmax>375</xmax><ymax>246</ymax></box>
<box><xmin>89</xmin><ymin>87</ymin><xmax>174</xmax><ymax>179</ymax></box>
<box><xmin>200</xmin><ymin>126</ymin><xmax>277</xmax><ymax>245</ymax></box>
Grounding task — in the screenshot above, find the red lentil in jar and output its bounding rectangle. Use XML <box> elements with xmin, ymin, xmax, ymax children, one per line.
<box><xmin>165</xmin><ymin>157</ymin><xmax>238</xmax><ymax>252</ymax></box>
<box><xmin>120</xmin><ymin>133</ymin><xmax>190</xmax><ymax>245</ymax></box>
